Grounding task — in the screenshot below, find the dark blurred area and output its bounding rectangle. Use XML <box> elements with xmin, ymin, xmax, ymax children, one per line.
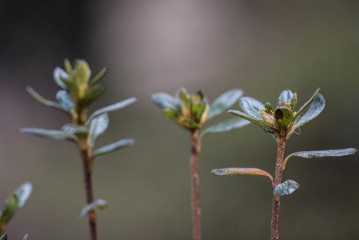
<box><xmin>1</xmin><ymin>0</ymin><xmax>359</xmax><ymax>239</ymax></box>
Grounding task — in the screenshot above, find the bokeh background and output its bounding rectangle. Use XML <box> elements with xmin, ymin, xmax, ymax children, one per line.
<box><xmin>1</xmin><ymin>1</ymin><xmax>359</xmax><ymax>239</ymax></box>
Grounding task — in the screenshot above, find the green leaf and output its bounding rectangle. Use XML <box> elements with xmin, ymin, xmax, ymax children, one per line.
<box><xmin>87</xmin><ymin>113</ymin><xmax>109</xmax><ymax>147</ymax></box>
<box><xmin>200</xmin><ymin>118</ymin><xmax>250</xmax><ymax>138</ymax></box>
<box><xmin>211</xmin><ymin>168</ymin><xmax>274</xmax><ymax>186</ymax></box>
<box><xmin>294</xmin><ymin>93</ymin><xmax>325</xmax><ymax>130</ymax></box>
<box><xmin>181</xmin><ymin>119</ymin><xmax>200</xmax><ymax>129</ymax></box>
<box><xmin>239</xmin><ymin>97</ymin><xmax>264</xmax><ymax>121</ymax></box>
<box><xmin>162</xmin><ymin>109</ymin><xmax>178</xmax><ymax>120</ymax></box>
<box><xmin>26</xmin><ymin>87</ymin><xmax>66</xmax><ymax>113</ymax></box>
<box><xmin>0</xmin><ymin>194</ymin><xmax>18</xmax><ymax>225</ymax></box>
<box><xmin>79</xmin><ymin>85</ymin><xmax>105</xmax><ymax>107</ymax></box>
<box><xmin>208</xmin><ymin>89</ymin><xmax>243</xmax><ymax>120</ymax></box>
<box><xmin>178</xmin><ymin>88</ymin><xmax>191</xmax><ymax>116</ymax></box>
<box><xmin>20</xmin><ymin>128</ymin><xmax>78</xmax><ymax>143</ymax></box>
<box><xmin>93</xmin><ymin>138</ymin><xmax>135</xmax><ymax>158</ymax></box>
<box><xmin>274</xmin><ymin>107</ymin><xmax>293</xmax><ymax>128</ymax></box>
<box><xmin>283</xmin><ymin>148</ymin><xmax>357</xmax><ymax>170</ymax></box>
<box><xmin>87</xmin><ymin>97</ymin><xmax>137</xmax><ymax>123</ymax></box>
<box><xmin>152</xmin><ymin>93</ymin><xmax>180</xmax><ymax>110</ymax></box>
<box><xmin>273</xmin><ymin>180</ymin><xmax>299</xmax><ymax>196</ymax></box>
<box><xmin>228</xmin><ymin>110</ymin><xmax>276</xmax><ymax>132</ymax></box>
<box><xmin>0</xmin><ymin>183</ymin><xmax>32</xmax><ymax>225</ymax></box>
<box><xmin>61</xmin><ymin>124</ymin><xmax>88</xmax><ymax>135</ymax></box>
<box><xmin>90</xmin><ymin>67</ymin><xmax>107</xmax><ymax>86</ymax></box>
<box><xmin>56</xmin><ymin>90</ymin><xmax>74</xmax><ymax>112</ymax></box>
<box><xmin>80</xmin><ymin>199</ymin><xmax>107</xmax><ymax>218</ymax></box>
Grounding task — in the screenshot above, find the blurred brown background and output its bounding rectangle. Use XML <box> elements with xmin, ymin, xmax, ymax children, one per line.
<box><xmin>1</xmin><ymin>0</ymin><xmax>359</xmax><ymax>239</ymax></box>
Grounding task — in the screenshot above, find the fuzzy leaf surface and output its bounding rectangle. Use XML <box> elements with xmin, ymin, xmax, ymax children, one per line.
<box><xmin>294</xmin><ymin>93</ymin><xmax>325</xmax><ymax>129</ymax></box>
<box><xmin>88</xmin><ymin>113</ymin><xmax>109</xmax><ymax>147</ymax></box>
<box><xmin>26</xmin><ymin>87</ymin><xmax>65</xmax><ymax>112</ymax></box>
<box><xmin>273</xmin><ymin>180</ymin><xmax>299</xmax><ymax>196</ymax></box>
<box><xmin>20</xmin><ymin>128</ymin><xmax>78</xmax><ymax>143</ymax></box>
<box><xmin>228</xmin><ymin>110</ymin><xmax>276</xmax><ymax>132</ymax></box>
<box><xmin>283</xmin><ymin>148</ymin><xmax>357</xmax><ymax>170</ymax></box>
<box><xmin>211</xmin><ymin>168</ymin><xmax>274</xmax><ymax>185</ymax></box>
<box><xmin>53</xmin><ymin>67</ymin><xmax>69</xmax><ymax>89</ymax></box>
<box><xmin>93</xmin><ymin>138</ymin><xmax>135</xmax><ymax>158</ymax></box>
<box><xmin>87</xmin><ymin>97</ymin><xmax>137</xmax><ymax>123</ymax></box>
<box><xmin>207</xmin><ymin>89</ymin><xmax>243</xmax><ymax>120</ymax></box>
<box><xmin>152</xmin><ymin>93</ymin><xmax>179</xmax><ymax>110</ymax></box>
<box><xmin>278</xmin><ymin>90</ymin><xmax>294</xmax><ymax>106</ymax></box>
<box><xmin>80</xmin><ymin>199</ymin><xmax>107</xmax><ymax>218</ymax></box>
<box><xmin>0</xmin><ymin>182</ymin><xmax>32</xmax><ymax>225</ymax></box>
<box><xmin>56</xmin><ymin>90</ymin><xmax>74</xmax><ymax>112</ymax></box>
<box><xmin>239</xmin><ymin>97</ymin><xmax>264</xmax><ymax>120</ymax></box>
<box><xmin>200</xmin><ymin>118</ymin><xmax>250</xmax><ymax>138</ymax></box>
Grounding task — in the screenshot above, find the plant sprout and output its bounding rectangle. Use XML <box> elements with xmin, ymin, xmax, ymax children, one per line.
<box><xmin>211</xmin><ymin>89</ymin><xmax>357</xmax><ymax>240</ymax></box>
<box><xmin>152</xmin><ymin>88</ymin><xmax>250</xmax><ymax>240</ymax></box>
<box><xmin>0</xmin><ymin>182</ymin><xmax>32</xmax><ymax>238</ymax></box>
<box><xmin>20</xmin><ymin>59</ymin><xmax>136</xmax><ymax>240</ymax></box>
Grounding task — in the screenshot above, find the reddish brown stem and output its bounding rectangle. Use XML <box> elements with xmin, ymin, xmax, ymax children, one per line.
<box><xmin>81</xmin><ymin>148</ymin><xmax>98</xmax><ymax>240</ymax></box>
<box><xmin>271</xmin><ymin>136</ymin><xmax>286</xmax><ymax>240</ymax></box>
<box><xmin>190</xmin><ymin>130</ymin><xmax>201</xmax><ymax>240</ymax></box>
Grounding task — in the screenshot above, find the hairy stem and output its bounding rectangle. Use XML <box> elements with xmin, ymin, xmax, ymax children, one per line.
<box><xmin>190</xmin><ymin>129</ymin><xmax>201</xmax><ymax>240</ymax></box>
<box><xmin>271</xmin><ymin>136</ymin><xmax>286</xmax><ymax>240</ymax></box>
<box><xmin>76</xmin><ymin>108</ymin><xmax>98</xmax><ymax>240</ymax></box>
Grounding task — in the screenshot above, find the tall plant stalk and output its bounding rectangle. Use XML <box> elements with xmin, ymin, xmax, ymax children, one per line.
<box><xmin>190</xmin><ymin>129</ymin><xmax>201</xmax><ymax>240</ymax></box>
<box><xmin>271</xmin><ymin>136</ymin><xmax>286</xmax><ymax>240</ymax></box>
<box><xmin>211</xmin><ymin>89</ymin><xmax>357</xmax><ymax>239</ymax></box>
<box><xmin>21</xmin><ymin>59</ymin><xmax>136</xmax><ymax>240</ymax></box>
<box><xmin>152</xmin><ymin>88</ymin><xmax>249</xmax><ymax>240</ymax></box>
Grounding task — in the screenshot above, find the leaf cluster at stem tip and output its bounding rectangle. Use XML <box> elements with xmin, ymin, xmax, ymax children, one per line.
<box><xmin>20</xmin><ymin>59</ymin><xmax>137</xmax><ymax>159</ymax></box>
<box><xmin>152</xmin><ymin>88</ymin><xmax>250</xmax><ymax>139</ymax></box>
<box><xmin>229</xmin><ymin>88</ymin><xmax>325</xmax><ymax>140</ymax></box>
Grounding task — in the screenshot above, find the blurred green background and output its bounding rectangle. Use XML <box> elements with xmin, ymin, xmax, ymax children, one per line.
<box><xmin>1</xmin><ymin>0</ymin><xmax>359</xmax><ymax>239</ymax></box>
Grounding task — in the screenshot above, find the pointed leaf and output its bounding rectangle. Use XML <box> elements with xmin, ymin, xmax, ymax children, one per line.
<box><xmin>56</xmin><ymin>90</ymin><xmax>74</xmax><ymax>112</ymax></box>
<box><xmin>26</xmin><ymin>87</ymin><xmax>66</xmax><ymax>113</ymax></box>
<box><xmin>207</xmin><ymin>89</ymin><xmax>243</xmax><ymax>120</ymax></box>
<box><xmin>80</xmin><ymin>199</ymin><xmax>107</xmax><ymax>218</ymax></box>
<box><xmin>87</xmin><ymin>97</ymin><xmax>137</xmax><ymax>123</ymax></box>
<box><xmin>61</xmin><ymin>124</ymin><xmax>88</xmax><ymax>135</ymax></box>
<box><xmin>294</xmin><ymin>93</ymin><xmax>325</xmax><ymax>129</ymax></box>
<box><xmin>152</xmin><ymin>93</ymin><xmax>180</xmax><ymax>110</ymax></box>
<box><xmin>178</xmin><ymin>88</ymin><xmax>191</xmax><ymax>117</ymax></box>
<box><xmin>283</xmin><ymin>148</ymin><xmax>357</xmax><ymax>170</ymax></box>
<box><xmin>53</xmin><ymin>67</ymin><xmax>69</xmax><ymax>89</ymax></box>
<box><xmin>90</xmin><ymin>67</ymin><xmax>107</xmax><ymax>86</ymax></box>
<box><xmin>273</xmin><ymin>180</ymin><xmax>299</xmax><ymax>196</ymax></box>
<box><xmin>228</xmin><ymin>110</ymin><xmax>276</xmax><ymax>132</ymax></box>
<box><xmin>200</xmin><ymin>118</ymin><xmax>250</xmax><ymax>138</ymax></box>
<box><xmin>0</xmin><ymin>194</ymin><xmax>18</xmax><ymax>225</ymax></box>
<box><xmin>211</xmin><ymin>168</ymin><xmax>274</xmax><ymax>186</ymax></box>
<box><xmin>239</xmin><ymin>97</ymin><xmax>265</xmax><ymax>120</ymax></box>
<box><xmin>93</xmin><ymin>138</ymin><xmax>135</xmax><ymax>158</ymax></box>
<box><xmin>88</xmin><ymin>113</ymin><xmax>109</xmax><ymax>147</ymax></box>
<box><xmin>79</xmin><ymin>85</ymin><xmax>105</xmax><ymax>107</ymax></box>
<box><xmin>15</xmin><ymin>182</ymin><xmax>32</xmax><ymax>209</ymax></box>
<box><xmin>20</xmin><ymin>128</ymin><xmax>78</xmax><ymax>143</ymax></box>
<box><xmin>0</xmin><ymin>183</ymin><xmax>32</xmax><ymax>225</ymax></box>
